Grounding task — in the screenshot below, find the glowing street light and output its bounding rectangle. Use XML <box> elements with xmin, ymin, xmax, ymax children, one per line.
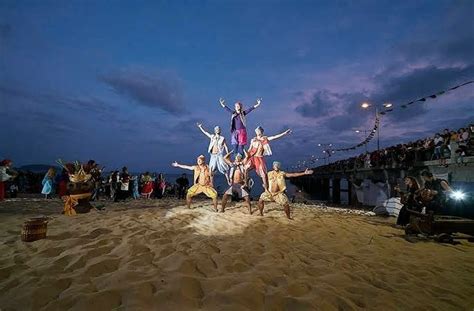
<box><xmin>359</xmin><ymin>101</ymin><xmax>386</xmax><ymax>151</ymax></box>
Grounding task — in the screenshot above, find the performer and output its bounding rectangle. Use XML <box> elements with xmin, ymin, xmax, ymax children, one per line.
<box><xmin>155</xmin><ymin>173</ymin><xmax>166</xmax><ymax>199</ymax></box>
<box><xmin>131</xmin><ymin>175</ymin><xmax>140</xmax><ymax>199</ymax></box>
<box><xmin>172</xmin><ymin>155</ymin><xmax>218</xmax><ymax>211</ymax></box>
<box><xmin>197</xmin><ymin>123</ymin><xmax>230</xmax><ymax>183</ymax></box>
<box><xmin>258</xmin><ymin>161</ymin><xmax>313</xmax><ymax>219</ymax></box>
<box><xmin>141</xmin><ymin>172</ymin><xmax>154</xmax><ymax>199</ymax></box>
<box><xmin>246</xmin><ymin>126</ymin><xmax>292</xmax><ymax>190</ymax></box>
<box><xmin>219</xmin><ymin>97</ymin><xmax>261</xmax><ymax>155</ymax></box>
<box><xmin>221</xmin><ymin>151</ymin><xmax>251</xmax><ymax>214</ymax></box>
<box><xmin>0</xmin><ymin>159</ymin><xmax>15</xmax><ymax>201</ymax></box>
<box><xmin>58</xmin><ymin>168</ymin><xmax>69</xmax><ymax>198</ymax></box>
<box><xmin>41</xmin><ymin>167</ymin><xmax>56</xmax><ymax>199</ymax></box>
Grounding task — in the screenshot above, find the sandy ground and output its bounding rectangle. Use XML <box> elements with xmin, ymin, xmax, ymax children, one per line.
<box><xmin>0</xmin><ymin>197</ymin><xmax>473</xmax><ymax>311</ymax></box>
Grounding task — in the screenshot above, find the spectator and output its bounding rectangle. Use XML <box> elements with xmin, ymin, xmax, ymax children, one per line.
<box><xmin>394</xmin><ymin>176</ymin><xmax>421</xmax><ymax>226</ymax></box>
<box><xmin>176</xmin><ymin>173</ymin><xmax>190</xmax><ymax>200</ymax></box>
<box><xmin>432</xmin><ymin>133</ymin><xmax>444</xmax><ymax>160</ymax></box>
<box><xmin>420</xmin><ymin>170</ymin><xmax>452</xmax><ymax>214</ymax></box>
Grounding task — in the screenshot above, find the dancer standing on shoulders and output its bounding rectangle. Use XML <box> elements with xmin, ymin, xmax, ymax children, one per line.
<box><xmin>258</xmin><ymin>161</ymin><xmax>313</xmax><ymax>219</ymax></box>
<box><xmin>172</xmin><ymin>155</ymin><xmax>218</xmax><ymax>211</ymax></box>
<box><xmin>221</xmin><ymin>151</ymin><xmax>252</xmax><ymax>214</ymax></box>
<box><xmin>246</xmin><ymin>126</ymin><xmax>291</xmax><ymax>190</ymax></box>
<box><xmin>197</xmin><ymin>123</ymin><xmax>230</xmax><ymax>183</ymax></box>
<box><xmin>219</xmin><ymin>97</ymin><xmax>261</xmax><ymax>155</ymax></box>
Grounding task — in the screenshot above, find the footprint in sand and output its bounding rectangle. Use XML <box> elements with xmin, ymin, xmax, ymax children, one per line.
<box><xmin>82</xmin><ymin>228</ymin><xmax>113</xmax><ymax>239</ymax></box>
<box><xmin>84</xmin><ymin>258</ymin><xmax>121</xmax><ymax>277</ymax></box>
<box><xmin>31</xmin><ymin>278</ymin><xmax>72</xmax><ymax>309</ymax></box>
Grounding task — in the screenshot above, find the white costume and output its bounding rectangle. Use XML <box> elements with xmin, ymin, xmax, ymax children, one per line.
<box><xmin>208</xmin><ymin>134</ymin><xmax>229</xmax><ymax>175</ymax></box>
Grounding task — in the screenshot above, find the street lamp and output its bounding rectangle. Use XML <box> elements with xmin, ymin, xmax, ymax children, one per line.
<box><xmin>360</xmin><ymin>102</ymin><xmax>391</xmax><ymax>151</ymax></box>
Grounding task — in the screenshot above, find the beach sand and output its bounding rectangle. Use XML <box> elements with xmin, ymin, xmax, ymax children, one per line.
<box><xmin>0</xmin><ymin>197</ymin><xmax>473</xmax><ymax>310</ymax></box>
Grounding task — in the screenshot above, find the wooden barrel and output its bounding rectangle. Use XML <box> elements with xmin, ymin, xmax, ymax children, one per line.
<box><xmin>21</xmin><ymin>217</ymin><xmax>48</xmax><ymax>242</ymax></box>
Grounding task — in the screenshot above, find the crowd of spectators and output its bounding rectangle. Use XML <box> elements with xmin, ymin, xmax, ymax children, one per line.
<box><xmin>1</xmin><ymin>166</ymin><xmax>191</xmax><ymax>201</ymax></box>
<box><xmin>316</xmin><ymin>124</ymin><xmax>473</xmax><ymax>173</ymax></box>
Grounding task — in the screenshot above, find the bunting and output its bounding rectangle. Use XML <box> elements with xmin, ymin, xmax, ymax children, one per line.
<box><xmin>289</xmin><ymin>79</ymin><xmax>474</xmax><ymax>170</ymax></box>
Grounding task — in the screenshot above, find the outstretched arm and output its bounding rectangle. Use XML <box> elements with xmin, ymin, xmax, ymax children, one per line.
<box><xmin>171</xmin><ymin>162</ymin><xmax>194</xmax><ymax>171</ymax></box>
<box><xmin>244</xmin><ymin>98</ymin><xmax>262</xmax><ymax>115</ymax></box>
<box><xmin>285</xmin><ymin>169</ymin><xmax>313</xmax><ymax>178</ymax></box>
<box><xmin>196</xmin><ymin>123</ymin><xmax>212</xmax><ymax>138</ymax></box>
<box><xmin>223</xmin><ymin>150</ymin><xmax>233</xmax><ymax>165</ymax></box>
<box><xmin>268</xmin><ymin>129</ymin><xmax>292</xmax><ymax>141</ymax></box>
<box><xmin>219</xmin><ymin>98</ymin><xmax>233</xmax><ymax>113</ymax></box>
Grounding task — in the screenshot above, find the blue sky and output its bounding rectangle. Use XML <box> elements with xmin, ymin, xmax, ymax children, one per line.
<box><xmin>1</xmin><ymin>0</ymin><xmax>473</xmax><ymax>172</ymax></box>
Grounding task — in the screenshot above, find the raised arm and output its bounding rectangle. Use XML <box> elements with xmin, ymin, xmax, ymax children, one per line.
<box><xmin>268</xmin><ymin>129</ymin><xmax>292</xmax><ymax>141</ymax></box>
<box><xmin>244</xmin><ymin>98</ymin><xmax>262</xmax><ymax>115</ymax></box>
<box><xmin>219</xmin><ymin>98</ymin><xmax>233</xmax><ymax>113</ymax></box>
<box><xmin>171</xmin><ymin>162</ymin><xmax>194</xmax><ymax>171</ymax></box>
<box><xmin>196</xmin><ymin>123</ymin><xmax>212</xmax><ymax>138</ymax></box>
<box><xmin>223</xmin><ymin>151</ymin><xmax>233</xmax><ymax>165</ymax></box>
<box><xmin>285</xmin><ymin>169</ymin><xmax>313</xmax><ymax>178</ymax></box>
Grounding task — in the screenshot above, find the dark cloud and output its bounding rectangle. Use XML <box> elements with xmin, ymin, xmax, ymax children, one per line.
<box><xmin>98</xmin><ymin>68</ymin><xmax>186</xmax><ymax>115</ymax></box>
<box><xmin>372</xmin><ymin>64</ymin><xmax>474</xmax><ymax>122</ymax></box>
<box><xmin>294</xmin><ymin>90</ymin><xmax>338</xmax><ymax>118</ymax></box>
<box><xmin>0</xmin><ymin>84</ymin><xmax>112</xmax><ymax>114</ymax></box>
<box><xmin>294</xmin><ymin>64</ymin><xmax>473</xmax><ymax>130</ymax></box>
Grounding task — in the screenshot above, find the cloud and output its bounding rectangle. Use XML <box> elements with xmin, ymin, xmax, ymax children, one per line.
<box><xmin>372</xmin><ymin>64</ymin><xmax>474</xmax><ymax>122</ymax></box>
<box><xmin>0</xmin><ymin>84</ymin><xmax>113</xmax><ymax>114</ymax></box>
<box><xmin>294</xmin><ymin>90</ymin><xmax>339</xmax><ymax>118</ymax></box>
<box><xmin>98</xmin><ymin>68</ymin><xmax>186</xmax><ymax>115</ymax></box>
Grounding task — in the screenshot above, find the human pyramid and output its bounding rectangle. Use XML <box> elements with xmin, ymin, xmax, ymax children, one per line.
<box><xmin>171</xmin><ymin>98</ymin><xmax>313</xmax><ymax>219</ymax></box>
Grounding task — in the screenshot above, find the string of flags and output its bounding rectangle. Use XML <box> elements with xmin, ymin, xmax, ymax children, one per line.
<box><xmin>330</xmin><ymin>79</ymin><xmax>473</xmax><ymax>152</ymax></box>
<box><xmin>290</xmin><ymin>80</ymin><xmax>474</xmax><ymax>170</ymax></box>
<box><xmin>332</xmin><ymin>115</ymin><xmax>380</xmax><ymax>152</ymax></box>
<box><xmin>378</xmin><ymin>80</ymin><xmax>473</xmax><ymax>115</ymax></box>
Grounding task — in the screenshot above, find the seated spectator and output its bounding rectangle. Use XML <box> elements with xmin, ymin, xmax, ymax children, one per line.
<box><xmin>455</xmin><ymin>128</ymin><xmax>469</xmax><ymax>165</ymax></box>
<box><xmin>432</xmin><ymin>133</ymin><xmax>444</xmax><ymax>160</ymax></box>
<box><xmin>394</xmin><ymin>176</ymin><xmax>421</xmax><ymax>226</ymax></box>
<box><xmin>419</xmin><ymin>170</ymin><xmax>452</xmax><ymax>214</ymax></box>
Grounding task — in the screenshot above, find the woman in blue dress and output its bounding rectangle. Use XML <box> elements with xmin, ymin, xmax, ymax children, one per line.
<box><xmin>41</xmin><ymin>168</ymin><xmax>56</xmax><ymax>199</ymax></box>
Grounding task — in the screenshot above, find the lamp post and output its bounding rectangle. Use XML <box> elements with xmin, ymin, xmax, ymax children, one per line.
<box><xmin>360</xmin><ymin>102</ymin><xmax>392</xmax><ymax>151</ymax></box>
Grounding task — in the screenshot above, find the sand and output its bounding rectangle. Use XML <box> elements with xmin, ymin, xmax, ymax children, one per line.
<box><xmin>0</xmin><ymin>197</ymin><xmax>473</xmax><ymax>311</ymax></box>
